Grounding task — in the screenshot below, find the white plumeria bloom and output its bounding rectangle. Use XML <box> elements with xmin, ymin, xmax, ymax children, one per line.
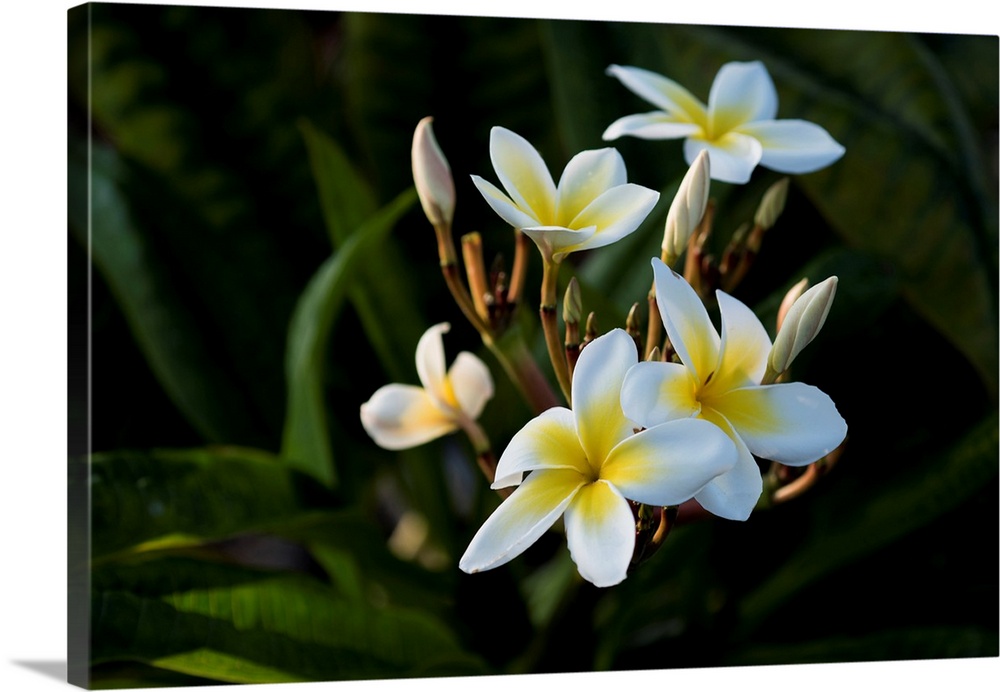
<box><xmin>604</xmin><ymin>62</ymin><xmax>845</xmax><ymax>185</ymax></box>
<box><xmin>621</xmin><ymin>259</ymin><xmax>847</xmax><ymax>521</ymax></box>
<box><xmin>471</xmin><ymin>126</ymin><xmax>660</xmax><ymax>263</ymax></box>
<box><xmin>360</xmin><ymin>323</ymin><xmax>493</xmax><ymax>450</ymax></box>
<box><xmin>460</xmin><ymin>329</ymin><xmax>736</xmax><ymax>587</ymax></box>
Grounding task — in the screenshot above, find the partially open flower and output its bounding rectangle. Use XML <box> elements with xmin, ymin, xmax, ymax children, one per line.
<box><xmin>459</xmin><ymin>329</ymin><xmax>736</xmax><ymax>587</ymax></box>
<box><xmin>471</xmin><ymin>126</ymin><xmax>659</xmax><ymax>263</ymax></box>
<box><xmin>360</xmin><ymin>323</ymin><xmax>493</xmax><ymax>450</ymax></box>
<box><xmin>412</xmin><ymin>117</ymin><xmax>456</xmax><ymax>228</ymax></box>
<box><xmin>621</xmin><ymin>260</ymin><xmax>847</xmax><ymax>521</ymax></box>
<box><xmin>604</xmin><ymin>62</ymin><xmax>845</xmax><ymax>184</ymax></box>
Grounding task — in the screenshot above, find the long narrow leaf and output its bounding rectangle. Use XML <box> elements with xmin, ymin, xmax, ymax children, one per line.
<box><xmin>92</xmin><ymin>568</ymin><xmax>488</xmax><ymax>684</ymax></box>
<box><xmin>89</xmin><ymin>447</ymin><xmax>331</xmax><ymax>560</ymax></box>
<box><xmin>299</xmin><ymin>120</ymin><xmax>426</xmax><ymax>382</ymax></box>
<box><xmin>280</xmin><ymin>188</ymin><xmax>418</xmax><ymax>487</ymax></box>
<box><xmin>69</xmin><ymin>139</ymin><xmax>264</xmax><ymax>443</ymax></box>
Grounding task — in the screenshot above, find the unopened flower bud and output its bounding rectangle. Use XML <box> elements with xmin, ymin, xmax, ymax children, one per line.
<box><xmin>563</xmin><ymin>277</ymin><xmax>582</xmax><ymax>325</ymax></box>
<box><xmin>754</xmin><ymin>177</ymin><xmax>789</xmax><ymax>231</ymax></box>
<box><xmin>412</xmin><ymin>116</ymin><xmax>455</xmax><ymax>228</ymax></box>
<box><xmin>662</xmin><ymin>150</ymin><xmax>710</xmax><ymax>262</ymax></box>
<box><xmin>776</xmin><ymin>278</ymin><xmax>809</xmax><ymax>332</ymax></box>
<box><xmin>769</xmin><ymin>276</ymin><xmax>838</xmax><ymax>375</ymax></box>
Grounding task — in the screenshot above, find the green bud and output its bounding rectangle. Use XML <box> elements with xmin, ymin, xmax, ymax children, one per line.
<box><xmin>754</xmin><ymin>177</ymin><xmax>790</xmax><ymax>230</ymax></box>
<box><xmin>563</xmin><ymin>277</ymin><xmax>582</xmax><ymax>324</ymax></box>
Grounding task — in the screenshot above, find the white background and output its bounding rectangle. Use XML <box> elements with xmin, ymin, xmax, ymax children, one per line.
<box><xmin>1</xmin><ymin>1</ymin><xmax>997</xmax><ymax>691</ymax></box>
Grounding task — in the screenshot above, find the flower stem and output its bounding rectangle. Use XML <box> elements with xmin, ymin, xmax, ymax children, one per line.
<box><xmin>540</xmin><ymin>258</ymin><xmax>573</xmax><ymax>403</ymax></box>
<box><xmin>434</xmin><ymin>224</ymin><xmax>557</xmax><ymax>413</ymax></box>
<box><xmin>458</xmin><ymin>415</ymin><xmax>511</xmax><ymax>498</ymax></box>
<box><xmin>436</xmin><ymin>225</ymin><xmax>492</xmax><ymax>336</ymax></box>
<box><xmin>461</xmin><ymin>232</ymin><xmax>490</xmax><ymax>321</ymax></box>
<box><xmin>506</xmin><ymin>229</ymin><xmax>531</xmax><ymax>308</ymax></box>
<box><xmin>490</xmin><ymin>330</ymin><xmax>560</xmax><ymax>413</ymax></box>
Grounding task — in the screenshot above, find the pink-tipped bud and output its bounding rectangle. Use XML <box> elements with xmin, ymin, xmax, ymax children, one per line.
<box><xmin>412</xmin><ymin>116</ymin><xmax>455</xmax><ymax>227</ymax></box>
<box><xmin>769</xmin><ymin>276</ymin><xmax>838</xmax><ymax>375</ymax></box>
<box><xmin>776</xmin><ymin>278</ymin><xmax>809</xmax><ymax>332</ymax></box>
<box><xmin>662</xmin><ymin>150</ymin><xmax>710</xmax><ymax>261</ymax></box>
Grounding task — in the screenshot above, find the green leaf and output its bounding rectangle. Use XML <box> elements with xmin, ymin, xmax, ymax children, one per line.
<box><xmin>280</xmin><ymin>187</ymin><xmax>418</xmax><ymax>487</ymax></box>
<box><xmin>70</xmin><ymin>6</ymin><xmax>339</xmax><ymax>442</ymax></box>
<box><xmin>299</xmin><ymin>119</ymin><xmax>427</xmax><ymax>382</ymax></box>
<box><xmin>89</xmin><ymin>447</ymin><xmax>332</xmax><ymax>561</ymax></box>
<box><xmin>737</xmin><ymin>413</ymin><xmax>999</xmax><ymax>637</ymax></box>
<box><xmin>298</xmin><ymin>119</ymin><xmax>379</xmax><ymax>240</ymax></box>
<box><xmin>92</xmin><ymin>568</ymin><xmax>488</xmax><ymax>683</ymax></box>
<box><xmin>68</xmin><ymin>139</ymin><xmax>270</xmax><ymax>444</ymax></box>
<box><xmin>273</xmin><ymin>510</ymin><xmax>456</xmax><ymax>616</ymax></box>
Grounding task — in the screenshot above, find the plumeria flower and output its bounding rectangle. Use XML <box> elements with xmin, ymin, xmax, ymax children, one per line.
<box><xmin>459</xmin><ymin>329</ymin><xmax>736</xmax><ymax>587</ymax></box>
<box><xmin>471</xmin><ymin>126</ymin><xmax>660</xmax><ymax>263</ymax></box>
<box><xmin>620</xmin><ymin>259</ymin><xmax>847</xmax><ymax>521</ymax></box>
<box><xmin>360</xmin><ymin>323</ymin><xmax>493</xmax><ymax>450</ymax></box>
<box><xmin>603</xmin><ymin>61</ymin><xmax>845</xmax><ymax>184</ymax></box>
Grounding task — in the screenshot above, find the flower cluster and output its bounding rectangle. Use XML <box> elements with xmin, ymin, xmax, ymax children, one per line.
<box><xmin>361</xmin><ymin>60</ymin><xmax>847</xmax><ymax>588</ymax></box>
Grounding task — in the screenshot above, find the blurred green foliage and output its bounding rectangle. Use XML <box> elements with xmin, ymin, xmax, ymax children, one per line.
<box><xmin>68</xmin><ymin>3</ymin><xmax>998</xmax><ymax>686</ymax></box>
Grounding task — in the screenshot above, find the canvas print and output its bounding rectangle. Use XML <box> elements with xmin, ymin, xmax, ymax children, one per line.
<box><xmin>67</xmin><ymin>2</ymin><xmax>999</xmax><ymax>688</ymax></box>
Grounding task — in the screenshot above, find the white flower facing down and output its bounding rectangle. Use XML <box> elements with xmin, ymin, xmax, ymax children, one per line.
<box><xmin>604</xmin><ymin>62</ymin><xmax>845</xmax><ymax>184</ymax></box>
<box><xmin>471</xmin><ymin>126</ymin><xmax>660</xmax><ymax>263</ymax></box>
<box><xmin>360</xmin><ymin>323</ymin><xmax>493</xmax><ymax>450</ymax></box>
<box><xmin>459</xmin><ymin>329</ymin><xmax>737</xmax><ymax>588</ymax></box>
<box><xmin>621</xmin><ymin>259</ymin><xmax>847</xmax><ymax>521</ymax></box>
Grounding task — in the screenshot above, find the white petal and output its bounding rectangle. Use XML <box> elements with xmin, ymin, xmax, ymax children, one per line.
<box><xmin>565</xmin><ymin>184</ymin><xmax>660</xmax><ymax>255</ymax></box>
<box><xmin>359</xmin><ymin>384</ymin><xmax>457</xmax><ymax>450</ymax></box>
<box><xmin>459</xmin><ymin>468</ymin><xmax>585</xmax><ymax>573</ymax></box>
<box><xmin>712</xmin><ymin>382</ymin><xmax>848</xmax><ymax>466</ymax></box>
<box><xmin>448</xmin><ymin>351</ymin><xmax>494</xmax><ymax>419</ymax></box>
<box><xmin>707</xmin><ymin>61</ymin><xmax>778</xmax><ymax>133</ymax></box>
<box><xmin>556</xmin><ymin>148</ymin><xmax>627</xmax><ymax>223</ymax></box>
<box><xmin>492</xmin><ymin>407</ymin><xmax>589</xmax><ymax>487</ymax></box>
<box><xmin>652</xmin><ymin>257</ymin><xmax>719</xmax><ymax>384</ymax></box>
<box><xmin>738</xmin><ymin>119</ymin><xmax>845</xmax><ymax>174</ymax></box>
<box><xmin>684</xmin><ymin>133</ymin><xmax>763</xmax><ymax>185</ymax></box>
<box><xmin>619</xmin><ymin>360</ymin><xmax>700</xmax><ymax>429</ymax></box>
<box><xmin>710</xmin><ymin>290</ymin><xmax>771</xmax><ymax>393</ymax></box>
<box><xmin>602</xmin><ymin>113</ymin><xmax>702</xmax><ymax>141</ymax></box>
<box><xmin>605</xmin><ymin>64</ymin><xmax>707</xmax><ymax>123</ymax></box>
<box><xmin>415</xmin><ymin>323</ymin><xmax>454</xmax><ymax>408</ymax></box>
<box><xmin>571</xmin><ymin>329</ymin><xmax>638</xmax><ymax>470</ymax></box>
<box><xmin>520</xmin><ymin>225</ymin><xmax>597</xmax><ymax>263</ymax></box>
<box><xmin>602</xmin><ymin>418</ymin><xmax>737</xmax><ymax>507</ymax></box>
<box><xmin>489</xmin><ymin>126</ymin><xmax>557</xmax><ymax>223</ymax></box>
<box><xmin>693</xmin><ymin>410</ymin><xmax>763</xmax><ymax>521</ymax></box>
<box><xmin>563</xmin><ymin>480</ymin><xmax>636</xmax><ymax>587</ymax></box>
<box><xmin>471</xmin><ymin>175</ymin><xmax>541</xmax><ymax>230</ymax></box>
